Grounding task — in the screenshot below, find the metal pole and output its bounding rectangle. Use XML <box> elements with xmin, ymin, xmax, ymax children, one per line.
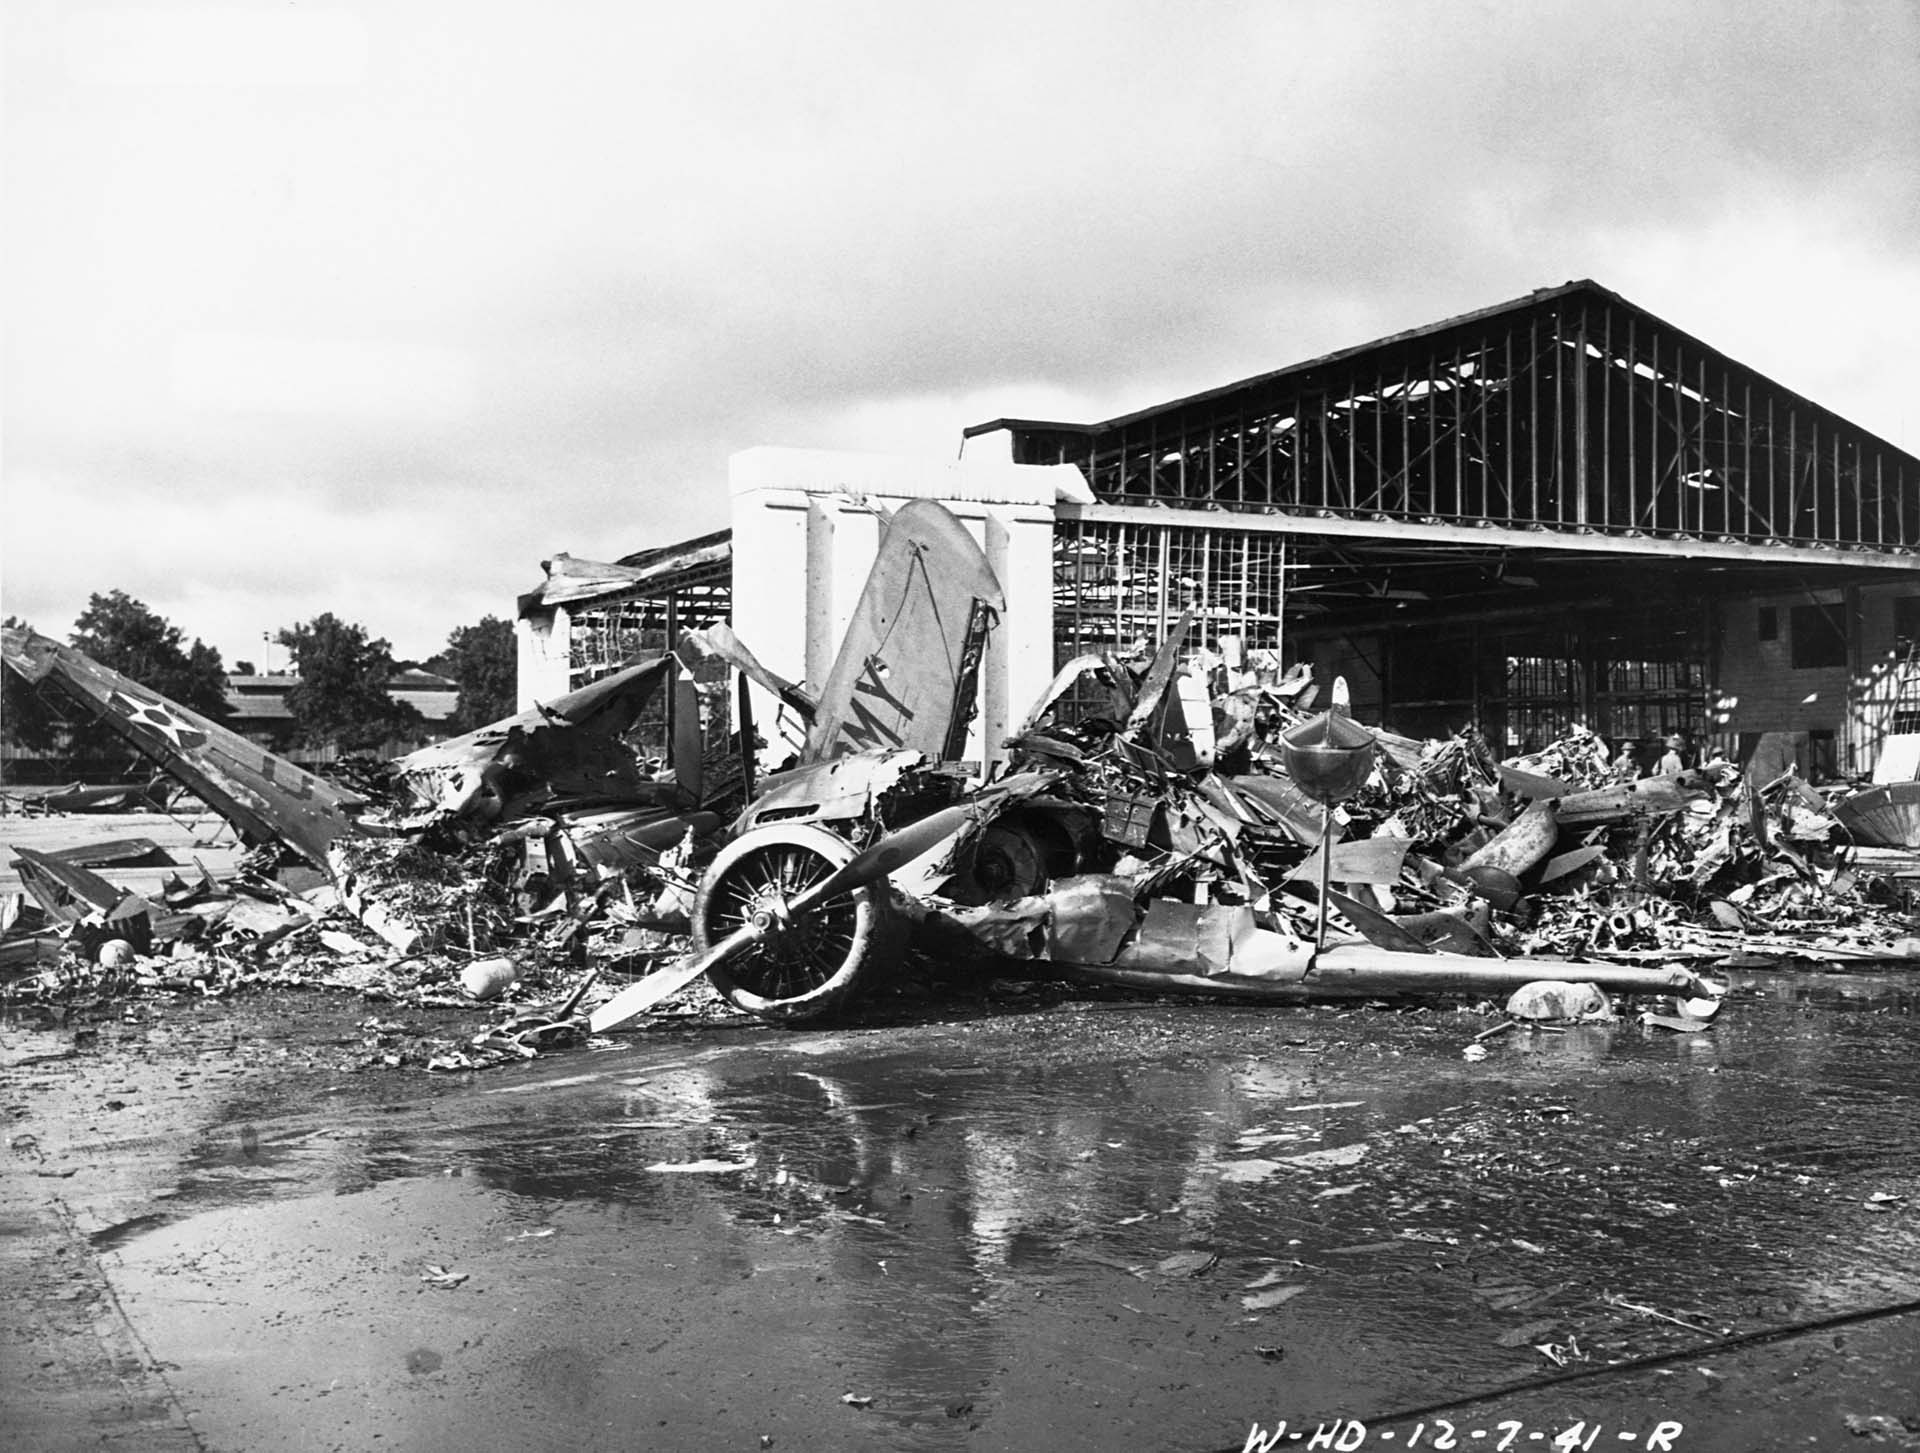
<box><xmin>1316</xmin><ymin>798</ymin><xmax>1334</xmax><ymax>953</ymax></box>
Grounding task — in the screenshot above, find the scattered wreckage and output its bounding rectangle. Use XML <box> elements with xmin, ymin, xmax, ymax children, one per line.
<box><xmin>6</xmin><ymin>503</ymin><xmax>1918</xmax><ymax>1055</ymax></box>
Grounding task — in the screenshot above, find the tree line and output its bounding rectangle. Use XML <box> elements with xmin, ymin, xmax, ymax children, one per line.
<box><xmin>3</xmin><ymin>591</ymin><xmax>516</xmax><ymax>775</ymax></box>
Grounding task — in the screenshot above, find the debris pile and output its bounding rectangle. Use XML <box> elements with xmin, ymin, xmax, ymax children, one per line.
<box><xmin>7</xmin><ymin>498</ymin><xmax>1918</xmax><ymax>1060</ymax></box>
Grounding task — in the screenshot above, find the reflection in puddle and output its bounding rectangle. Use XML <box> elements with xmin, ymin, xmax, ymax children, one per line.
<box><xmin>103</xmin><ymin>975</ymin><xmax>1920</xmax><ymax>1442</ymax></box>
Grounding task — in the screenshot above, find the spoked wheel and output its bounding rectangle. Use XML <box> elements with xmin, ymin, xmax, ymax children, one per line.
<box><xmin>693</xmin><ymin>823</ymin><xmax>894</xmax><ymax>1024</ymax></box>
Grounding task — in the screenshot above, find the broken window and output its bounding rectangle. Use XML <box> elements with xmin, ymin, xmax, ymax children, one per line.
<box><xmin>1895</xmin><ymin>595</ymin><xmax>1920</xmax><ymax>657</ymax></box>
<box><xmin>1790</xmin><ymin>602</ymin><xmax>1847</xmax><ymax>670</ymax></box>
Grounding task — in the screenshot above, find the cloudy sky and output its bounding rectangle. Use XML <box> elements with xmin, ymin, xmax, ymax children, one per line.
<box><xmin>5</xmin><ymin>0</ymin><xmax>1916</xmax><ymax>669</ymax></box>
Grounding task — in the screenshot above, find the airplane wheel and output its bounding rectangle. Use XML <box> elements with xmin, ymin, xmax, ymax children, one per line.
<box><xmin>694</xmin><ymin>823</ymin><xmax>893</xmax><ymax>1024</ymax></box>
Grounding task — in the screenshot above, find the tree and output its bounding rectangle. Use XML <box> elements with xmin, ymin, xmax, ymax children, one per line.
<box><xmin>70</xmin><ymin>590</ymin><xmax>231</xmax><ymax>719</ymax></box>
<box><xmin>277</xmin><ymin>613</ymin><xmax>423</xmax><ymax>751</ymax></box>
<box><xmin>437</xmin><ymin>615</ymin><xmax>517</xmax><ymax>732</ymax></box>
<box><xmin>2</xmin><ymin>595</ymin><xmax>233</xmax><ymax>779</ymax></box>
<box><xmin>1</xmin><ymin>615</ymin><xmax>66</xmax><ymax>761</ymax></box>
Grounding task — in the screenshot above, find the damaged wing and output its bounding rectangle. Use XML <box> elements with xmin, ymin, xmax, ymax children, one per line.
<box><xmin>679</xmin><ymin>622</ymin><xmax>817</xmax><ymax>724</ymax></box>
<box><xmin>803</xmin><ymin>499</ymin><xmax>1006</xmax><ymax>765</ymax></box>
<box><xmin>1</xmin><ymin>626</ymin><xmax>361</xmax><ymax>869</ymax></box>
<box><xmin>393</xmin><ymin>654</ymin><xmax>679</xmax><ymax>821</ymax></box>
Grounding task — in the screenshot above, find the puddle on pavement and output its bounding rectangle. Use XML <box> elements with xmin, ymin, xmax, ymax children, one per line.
<box><xmin>95</xmin><ymin>974</ymin><xmax>1920</xmax><ymax>1449</ymax></box>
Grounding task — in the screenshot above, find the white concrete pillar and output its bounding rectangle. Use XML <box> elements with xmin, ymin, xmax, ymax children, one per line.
<box><xmin>516</xmin><ymin>607</ymin><xmax>572</xmax><ymax>710</ymax></box>
<box><xmin>728</xmin><ymin>446</ymin><xmax>1086</xmax><ymax>773</ymax></box>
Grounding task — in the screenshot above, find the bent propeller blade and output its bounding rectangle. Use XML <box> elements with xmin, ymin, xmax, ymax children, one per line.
<box><xmin>786</xmin><ymin>801</ymin><xmax>978</xmax><ymax>917</ymax></box>
<box><xmin>587</xmin><ymin>924</ymin><xmax>757</xmax><ymax>1033</ymax></box>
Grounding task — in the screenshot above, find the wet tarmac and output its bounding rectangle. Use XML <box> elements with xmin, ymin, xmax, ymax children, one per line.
<box><xmin>8</xmin><ymin>970</ymin><xmax>1920</xmax><ymax>1451</ymax></box>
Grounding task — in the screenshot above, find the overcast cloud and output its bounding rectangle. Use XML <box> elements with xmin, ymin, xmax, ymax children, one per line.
<box><xmin>4</xmin><ymin>0</ymin><xmax>1916</xmax><ymax>666</ymax></box>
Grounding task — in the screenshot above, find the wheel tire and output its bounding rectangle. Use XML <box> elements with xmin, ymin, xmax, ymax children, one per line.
<box><xmin>693</xmin><ymin>823</ymin><xmax>893</xmax><ymax>1024</ymax></box>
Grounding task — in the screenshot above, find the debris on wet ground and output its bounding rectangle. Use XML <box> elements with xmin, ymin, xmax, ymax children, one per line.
<box><xmin>1842</xmin><ymin>1412</ymin><xmax>1920</xmax><ymax>1447</ymax></box>
<box><xmin>9</xmin><ymin>520</ymin><xmax>1920</xmax><ymax>1067</ymax></box>
<box><xmin>1241</xmin><ymin>1283</ymin><xmax>1307</xmax><ymax>1311</ymax></box>
<box><xmin>1504</xmin><ymin>981</ymin><xmax>1612</xmax><ymax>1022</ymax></box>
<box><xmin>1149</xmin><ymin>1249</ymin><xmax>1218</xmax><ymax>1278</ymax></box>
<box><xmin>9</xmin><ymin>976</ymin><xmax>1919</xmax><ymax>1449</ymax></box>
<box><xmin>645</xmin><ymin>1157</ymin><xmax>756</xmax><ymax>1174</ymax></box>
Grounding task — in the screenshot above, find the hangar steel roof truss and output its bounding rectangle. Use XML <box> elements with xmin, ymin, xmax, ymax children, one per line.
<box><xmin>979</xmin><ymin>281</ymin><xmax>1918</xmax><ymax>563</ymax></box>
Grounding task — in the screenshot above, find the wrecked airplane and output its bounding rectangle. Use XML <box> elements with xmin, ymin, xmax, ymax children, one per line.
<box><xmin>1</xmin><ymin>627</ymin><xmax>364</xmax><ymax>869</ymax></box>
<box><xmin>15</xmin><ymin>499</ymin><xmax>1920</xmax><ymax>1044</ymax></box>
<box><xmin>587</xmin><ymin>500</ymin><xmax>1728</xmax><ymax>1031</ymax></box>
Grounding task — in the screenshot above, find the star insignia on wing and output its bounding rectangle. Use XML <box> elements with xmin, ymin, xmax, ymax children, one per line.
<box><xmin>108</xmin><ymin>691</ymin><xmax>210</xmax><ymax>753</ymax></box>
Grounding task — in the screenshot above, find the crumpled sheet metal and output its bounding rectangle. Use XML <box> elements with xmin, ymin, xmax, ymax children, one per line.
<box><xmin>924</xmin><ymin>871</ymin><xmax>1313</xmax><ymax>986</ymax></box>
<box><xmin>10</xmin><ymin>846</ymin><xmax>126</xmax><ymax>921</ymax></box>
<box><xmin>1044</xmin><ymin>874</ymin><xmax>1139</xmax><ymax>965</ymax></box>
<box><xmin>1283</xmin><ymin>834</ymin><xmax>1411</xmax><ymax>887</ymax></box>
<box><xmin>561</xmin><ymin>805</ymin><xmax>726</xmax><ymax>872</ymax></box>
<box><xmin>1104</xmin><ymin>899</ymin><xmax>1310</xmax><ymax>983</ymax></box>
<box><xmin>2</xmin><ymin>626</ymin><xmax>362</xmax><ymax>869</ymax></box>
<box><xmin>736</xmin><ymin>749</ymin><xmax>928</xmax><ymax>833</ymax></box>
<box><xmin>1833</xmin><ymin>781</ymin><xmax>1920</xmax><ymax>848</ymax></box>
<box><xmin>1033</xmin><ymin>874</ymin><xmax>1309</xmax><ymax>983</ymax></box>
<box><xmin>393</xmin><ymin>654</ymin><xmax>677</xmax><ymax>821</ymax></box>
<box><xmin>933</xmin><ymin>896</ymin><xmax>1051</xmax><ymax>959</ymax></box>
<box><xmin>1221</xmin><ymin>774</ymin><xmax>1324</xmax><ymax>845</ymax></box>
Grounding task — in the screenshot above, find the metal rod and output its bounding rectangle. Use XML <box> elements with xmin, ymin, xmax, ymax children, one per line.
<box><xmin>1403</xmin><ymin>360</ymin><xmax>1413</xmax><ymax>515</ymax></box>
<box><xmin>1294</xmin><ymin>389</ymin><xmax>1304</xmax><ymax>506</ymax></box>
<box><xmin>1375</xmin><ymin>361</ymin><xmax>1385</xmax><ymax>515</ymax></box>
<box><xmin>1578</xmin><ymin>309</ymin><xmax>1594</xmax><ymax>526</ymax></box>
<box><xmin>1600</xmin><ymin>305</ymin><xmax>1611</xmax><ymax>529</ymax></box>
<box><xmin>1789</xmin><ymin>409</ymin><xmax>1799</xmax><ymax>539</ymax></box>
<box><xmin>1529</xmin><ymin>317</ymin><xmax>1539</xmax><ymax>523</ymax></box>
<box><xmin>1236</xmin><ymin>398</ymin><xmax>1246</xmax><ymax>506</ymax></box>
<box><xmin>1673</xmin><ymin>338</ymin><xmax>1686</xmax><ymax>531</ymax></box>
<box><xmin>1722</xmin><ymin>364</ymin><xmax>1733</xmax><ymax>537</ymax></box>
<box><xmin>1319</xmin><ymin>406</ymin><xmax>1330</xmax><ymax>511</ymax></box>
<box><xmin>1429</xmin><ymin>351</ymin><xmax>1440</xmax><ymax>520</ymax></box>
<box><xmin>1264</xmin><ymin>399</ymin><xmax>1276</xmax><ymax>505</ymax></box>
<box><xmin>1647</xmin><ymin>332</ymin><xmax>1659</xmax><ymax>528</ymax></box>
<box><xmin>1347</xmin><ymin>379</ymin><xmax>1356</xmax><ymax>513</ymax></box>
<box><xmin>1478</xmin><ymin>340</ymin><xmax>1491</xmax><ymax>521</ymax></box>
<box><xmin>1451</xmin><ymin>343</ymin><xmax>1466</xmax><ymax>518</ymax></box>
<box><xmin>1626</xmin><ymin>314</ymin><xmax>1637</xmax><ymax>529</ymax></box>
<box><xmin>1834</xmin><ymin>427</ymin><xmax>1843</xmax><ymax>543</ymax></box>
<box><xmin>1316</xmin><ymin>798</ymin><xmax>1333</xmax><ymax>953</ymax></box>
<box><xmin>1503</xmin><ymin>329</ymin><xmax>1513</xmax><ymax>519</ymax></box>
<box><xmin>1694</xmin><ymin>352</ymin><xmax>1705</xmax><ymax>534</ymax></box>
<box><xmin>1767</xmin><ymin>393</ymin><xmax>1776</xmax><ymax>536</ymax></box>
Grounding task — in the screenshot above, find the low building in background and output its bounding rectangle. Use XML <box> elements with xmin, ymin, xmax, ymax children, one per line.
<box><xmin>222</xmin><ymin>668</ymin><xmax>458</xmax><ymax>765</ymax></box>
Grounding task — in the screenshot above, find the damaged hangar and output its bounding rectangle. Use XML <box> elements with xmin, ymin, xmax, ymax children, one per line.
<box><xmin>518</xmin><ymin>279</ymin><xmax>1919</xmax><ymax>778</ymax></box>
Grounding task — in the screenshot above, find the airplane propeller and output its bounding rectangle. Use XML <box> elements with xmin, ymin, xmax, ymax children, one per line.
<box><xmin>586</xmin><ymin>800</ymin><xmax>982</xmax><ymax>1033</ymax></box>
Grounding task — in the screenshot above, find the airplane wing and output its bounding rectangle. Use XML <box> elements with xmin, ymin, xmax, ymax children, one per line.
<box><xmin>392</xmin><ymin>653</ymin><xmax>679</xmax><ymax>818</ymax></box>
<box><xmin>678</xmin><ymin>622</ymin><xmax>817</xmax><ymax>722</ymax></box>
<box><xmin>803</xmin><ymin>499</ymin><xmax>1007</xmax><ymax>764</ymax></box>
<box><xmin>1</xmin><ymin>626</ymin><xmax>361</xmax><ymax>868</ymax></box>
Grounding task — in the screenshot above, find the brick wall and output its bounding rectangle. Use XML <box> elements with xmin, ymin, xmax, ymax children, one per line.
<box><xmin>1714</xmin><ymin>581</ymin><xmax>1919</xmax><ymax>776</ymax></box>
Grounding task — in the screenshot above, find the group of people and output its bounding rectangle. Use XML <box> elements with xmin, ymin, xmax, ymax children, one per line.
<box><xmin>1650</xmin><ymin>731</ymin><xmax>1692</xmax><ymax>776</ymax></box>
<box><xmin>1625</xmin><ymin>728</ymin><xmax>1733</xmax><ymax>781</ymax></box>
